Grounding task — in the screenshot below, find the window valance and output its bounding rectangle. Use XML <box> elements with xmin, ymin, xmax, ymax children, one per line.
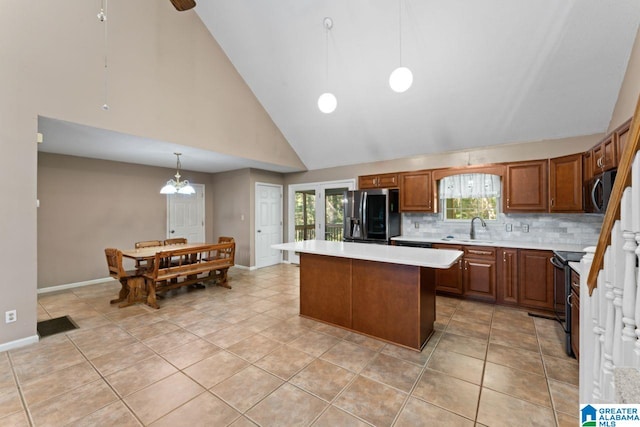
<box><xmin>439</xmin><ymin>173</ymin><xmax>501</xmax><ymax>199</ymax></box>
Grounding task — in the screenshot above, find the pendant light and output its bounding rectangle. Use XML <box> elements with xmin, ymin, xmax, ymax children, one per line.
<box><xmin>160</xmin><ymin>153</ymin><xmax>195</xmax><ymax>195</ymax></box>
<box><xmin>318</xmin><ymin>17</ymin><xmax>337</xmax><ymax>114</ymax></box>
<box><xmin>389</xmin><ymin>0</ymin><xmax>413</xmax><ymax>93</ymax></box>
<box><xmin>97</xmin><ymin>0</ymin><xmax>110</xmax><ymax>110</ymax></box>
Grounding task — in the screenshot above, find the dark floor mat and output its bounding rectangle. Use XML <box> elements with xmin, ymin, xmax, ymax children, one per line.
<box><xmin>37</xmin><ymin>316</ymin><xmax>78</xmax><ymax>338</ymax></box>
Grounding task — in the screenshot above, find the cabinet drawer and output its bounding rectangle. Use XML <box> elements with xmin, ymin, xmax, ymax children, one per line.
<box><xmin>464</xmin><ymin>246</ymin><xmax>496</xmax><ymax>259</ymax></box>
<box><xmin>571</xmin><ymin>270</ymin><xmax>580</xmax><ymax>296</ymax></box>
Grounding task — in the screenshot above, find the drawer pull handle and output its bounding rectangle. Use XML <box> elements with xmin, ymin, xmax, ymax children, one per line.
<box><xmin>468</xmin><ymin>250</ymin><xmax>492</xmax><ymax>255</ymax></box>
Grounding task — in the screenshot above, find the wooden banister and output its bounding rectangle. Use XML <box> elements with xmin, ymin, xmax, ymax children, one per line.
<box><xmin>588</xmin><ymin>95</ymin><xmax>640</xmax><ymax>295</ymax></box>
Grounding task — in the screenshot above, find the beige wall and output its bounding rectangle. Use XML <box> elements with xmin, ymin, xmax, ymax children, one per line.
<box><xmin>609</xmin><ymin>27</ymin><xmax>640</xmax><ymax>132</ymax></box>
<box><xmin>1</xmin><ymin>0</ymin><xmax>302</xmax><ymax>347</ymax></box>
<box><xmin>37</xmin><ymin>153</ymin><xmax>215</xmax><ymax>288</ymax></box>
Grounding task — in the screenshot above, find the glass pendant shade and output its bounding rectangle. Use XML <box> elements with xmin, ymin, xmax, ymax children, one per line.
<box><xmin>389</xmin><ymin>66</ymin><xmax>413</xmax><ymax>93</ymax></box>
<box><xmin>160</xmin><ymin>153</ymin><xmax>195</xmax><ymax>195</ymax></box>
<box><xmin>318</xmin><ymin>92</ymin><xmax>337</xmax><ymax>114</ymax></box>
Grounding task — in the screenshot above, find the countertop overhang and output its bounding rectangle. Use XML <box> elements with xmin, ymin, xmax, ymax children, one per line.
<box><xmin>272</xmin><ymin>240</ymin><xmax>462</xmax><ymax>269</ymax></box>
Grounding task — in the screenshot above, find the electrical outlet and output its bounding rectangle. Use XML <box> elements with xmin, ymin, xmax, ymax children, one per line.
<box><xmin>5</xmin><ymin>310</ymin><xmax>16</xmax><ymax>323</ymax></box>
<box><xmin>522</xmin><ymin>224</ymin><xmax>529</xmax><ymax>233</ymax></box>
<box><xmin>414</xmin><ymin>222</ymin><xmax>420</xmax><ymax>229</ymax></box>
<box><xmin>505</xmin><ymin>223</ymin><xmax>512</xmax><ymax>232</ymax></box>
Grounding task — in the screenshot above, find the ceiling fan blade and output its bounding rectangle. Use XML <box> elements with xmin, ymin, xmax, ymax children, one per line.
<box><xmin>170</xmin><ymin>0</ymin><xmax>196</xmax><ymax>11</ymax></box>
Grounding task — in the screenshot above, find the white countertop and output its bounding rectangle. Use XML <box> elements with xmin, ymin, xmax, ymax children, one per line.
<box><xmin>272</xmin><ymin>240</ymin><xmax>462</xmax><ymax>269</ymax></box>
<box><xmin>391</xmin><ymin>236</ymin><xmax>589</xmax><ymax>253</ymax></box>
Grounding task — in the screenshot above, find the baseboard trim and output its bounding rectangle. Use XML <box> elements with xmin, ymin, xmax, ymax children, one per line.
<box><xmin>0</xmin><ymin>335</ymin><xmax>39</xmax><ymax>352</ymax></box>
<box><xmin>38</xmin><ymin>277</ymin><xmax>116</xmax><ymax>294</ymax></box>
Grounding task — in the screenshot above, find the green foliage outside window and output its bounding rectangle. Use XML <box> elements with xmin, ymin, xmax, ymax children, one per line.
<box><xmin>443</xmin><ymin>197</ymin><xmax>498</xmax><ymax>220</ymax></box>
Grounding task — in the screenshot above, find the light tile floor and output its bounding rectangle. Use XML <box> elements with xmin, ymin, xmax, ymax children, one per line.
<box><xmin>0</xmin><ymin>264</ymin><xmax>579</xmax><ymax>426</ymax></box>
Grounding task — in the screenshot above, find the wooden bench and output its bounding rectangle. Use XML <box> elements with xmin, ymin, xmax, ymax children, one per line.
<box><xmin>143</xmin><ymin>241</ymin><xmax>235</xmax><ymax>308</ymax></box>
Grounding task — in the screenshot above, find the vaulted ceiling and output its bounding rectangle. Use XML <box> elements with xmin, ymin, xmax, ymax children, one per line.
<box><xmin>38</xmin><ymin>1</ymin><xmax>640</xmax><ymax>173</ymax></box>
<box><xmin>195</xmin><ymin>0</ymin><xmax>640</xmax><ymax>170</ymax></box>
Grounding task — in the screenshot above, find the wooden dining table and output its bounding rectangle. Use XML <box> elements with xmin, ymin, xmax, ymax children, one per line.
<box><xmin>121</xmin><ymin>242</ymin><xmax>210</xmax><ymax>262</ymax></box>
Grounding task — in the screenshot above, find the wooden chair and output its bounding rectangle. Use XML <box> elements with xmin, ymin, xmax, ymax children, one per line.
<box><xmin>105</xmin><ymin>248</ymin><xmax>146</xmax><ymax>307</ymax></box>
<box><xmin>213</xmin><ymin>236</ymin><xmax>235</xmax><ymax>286</ymax></box>
<box><xmin>164</xmin><ymin>237</ymin><xmax>187</xmax><ymax>245</ymax></box>
<box><xmin>134</xmin><ymin>240</ymin><xmax>163</xmax><ymax>271</ymax></box>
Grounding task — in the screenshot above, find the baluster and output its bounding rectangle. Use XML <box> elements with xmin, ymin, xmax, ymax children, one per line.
<box><xmin>611</xmin><ymin>222</ymin><xmax>625</xmax><ymax>371</ymax></box>
<box><xmin>580</xmin><ymin>247</ymin><xmax>596</xmax><ymax>403</ymax></box>
<box><xmin>620</xmin><ymin>188</ymin><xmax>638</xmax><ymax>366</ymax></box>
<box><xmin>592</xmin><ymin>268</ymin><xmax>603</xmax><ymax>402</ymax></box>
<box><xmin>633</xmin><ymin>153</ymin><xmax>640</xmax><ymax>368</ymax></box>
<box><xmin>602</xmin><ymin>246</ymin><xmax>616</xmax><ymax>402</ymax></box>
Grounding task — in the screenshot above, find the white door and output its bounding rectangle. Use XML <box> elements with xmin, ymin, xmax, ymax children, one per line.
<box><xmin>255</xmin><ymin>183</ymin><xmax>283</xmax><ymax>268</ymax></box>
<box><xmin>167</xmin><ymin>183</ymin><xmax>205</xmax><ymax>242</ymax></box>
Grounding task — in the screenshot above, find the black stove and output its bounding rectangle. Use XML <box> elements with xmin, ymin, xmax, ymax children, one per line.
<box><xmin>550</xmin><ymin>250</ymin><xmax>584</xmax><ymax>358</ymax></box>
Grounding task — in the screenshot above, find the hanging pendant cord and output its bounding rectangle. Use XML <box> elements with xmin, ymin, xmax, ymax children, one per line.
<box><xmin>325</xmin><ymin>21</ymin><xmax>329</xmax><ymax>88</ymax></box>
<box><xmin>398</xmin><ymin>0</ymin><xmax>403</xmax><ymax>65</ymax></box>
<box><xmin>99</xmin><ymin>0</ymin><xmax>109</xmax><ymax>110</ymax></box>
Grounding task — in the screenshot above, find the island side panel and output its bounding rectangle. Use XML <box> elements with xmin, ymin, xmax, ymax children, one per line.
<box><xmin>299</xmin><ymin>253</ymin><xmax>352</xmax><ymax>328</ymax></box>
<box><xmin>351</xmin><ymin>260</ymin><xmax>422</xmax><ymax>349</ymax></box>
<box><xmin>419</xmin><ymin>266</ymin><xmax>436</xmax><ymax>346</ymax></box>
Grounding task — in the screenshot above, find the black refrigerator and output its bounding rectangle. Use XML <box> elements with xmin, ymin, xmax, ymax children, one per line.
<box><xmin>343</xmin><ymin>189</ymin><xmax>400</xmax><ymax>244</ymax></box>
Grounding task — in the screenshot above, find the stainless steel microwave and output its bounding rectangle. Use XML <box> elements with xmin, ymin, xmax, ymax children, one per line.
<box><xmin>586</xmin><ymin>169</ymin><xmax>616</xmax><ymax>213</ymax></box>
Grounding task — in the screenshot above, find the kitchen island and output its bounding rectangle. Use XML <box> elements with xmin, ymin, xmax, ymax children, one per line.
<box><xmin>272</xmin><ymin>240</ymin><xmax>462</xmax><ymax>350</ymax></box>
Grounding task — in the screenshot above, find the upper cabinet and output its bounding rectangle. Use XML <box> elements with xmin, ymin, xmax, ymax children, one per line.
<box><xmin>358</xmin><ymin>173</ymin><xmax>398</xmax><ymax>189</ymax></box>
<box><xmin>592</xmin><ymin>135</ymin><xmax>617</xmax><ymax>173</ymax></box>
<box><xmin>399</xmin><ymin>170</ymin><xmax>434</xmax><ymax>212</ymax></box>
<box><xmin>504</xmin><ymin>159</ymin><xmax>548</xmax><ymax>213</ymax></box>
<box><xmin>615</xmin><ymin>119</ymin><xmax>632</xmax><ymax>166</ymax></box>
<box><xmin>549</xmin><ymin>153</ymin><xmax>583</xmax><ymax>212</ymax></box>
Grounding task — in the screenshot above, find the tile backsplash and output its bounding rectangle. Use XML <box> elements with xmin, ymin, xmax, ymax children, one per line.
<box><xmin>402</xmin><ymin>212</ymin><xmax>603</xmax><ymax>247</ymax></box>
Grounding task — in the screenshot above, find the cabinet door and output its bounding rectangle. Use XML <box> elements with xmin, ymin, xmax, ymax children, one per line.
<box><xmin>593</xmin><ymin>136</ymin><xmax>617</xmax><ymax>172</ymax></box>
<box><xmin>504</xmin><ymin>160</ymin><xmax>548</xmax><ymax>212</ymax></box>
<box><xmin>463</xmin><ymin>246</ymin><xmax>497</xmax><ymax>302</ymax></box>
<box><xmin>549</xmin><ymin>153</ymin><xmax>583</xmax><ymax>212</ymax></box>
<box><xmin>377</xmin><ymin>173</ymin><xmax>399</xmax><ymax>188</ymax></box>
<box><xmin>518</xmin><ymin>249</ymin><xmax>554</xmax><ymax>311</ymax></box>
<box><xmin>433</xmin><ymin>244</ymin><xmax>463</xmax><ymax>295</ymax></box>
<box><xmin>400</xmin><ymin>171</ymin><xmax>433</xmax><ymax>212</ymax></box>
<box><xmin>358</xmin><ymin>174</ymin><xmax>380</xmax><ymax>189</ymax></box>
<box><xmin>583</xmin><ymin>151</ymin><xmax>593</xmax><ymax>182</ymax></box>
<box><xmin>616</xmin><ymin>119</ymin><xmax>632</xmax><ymax>165</ymax></box>
<box><xmin>498</xmin><ymin>248</ymin><xmax>518</xmax><ymax>305</ymax></box>
<box><xmin>571</xmin><ymin>290</ymin><xmax>579</xmax><ymax>361</ymax></box>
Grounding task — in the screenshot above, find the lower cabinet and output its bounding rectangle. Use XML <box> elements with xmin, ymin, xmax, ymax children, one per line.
<box><xmin>463</xmin><ymin>246</ymin><xmax>497</xmax><ymax>302</ymax></box>
<box><xmin>432</xmin><ymin>243</ymin><xmax>463</xmax><ymax>295</ymax></box>
<box><xmin>518</xmin><ymin>249</ymin><xmax>554</xmax><ymax>311</ymax></box>
<box><xmin>498</xmin><ymin>248</ymin><xmax>518</xmax><ymax>305</ymax></box>
<box><xmin>434</xmin><ymin>245</ymin><xmax>554</xmax><ymax>313</ymax></box>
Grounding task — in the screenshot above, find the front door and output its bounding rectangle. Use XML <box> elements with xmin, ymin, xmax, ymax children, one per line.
<box><xmin>167</xmin><ymin>183</ymin><xmax>205</xmax><ymax>242</ymax></box>
<box><xmin>255</xmin><ymin>183</ymin><xmax>283</xmax><ymax>268</ymax></box>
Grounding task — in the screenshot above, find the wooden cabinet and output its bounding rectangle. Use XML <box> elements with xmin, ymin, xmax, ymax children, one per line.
<box><xmin>433</xmin><ymin>244</ymin><xmax>495</xmax><ymax>301</ymax></box>
<box><xmin>358</xmin><ymin>173</ymin><xmax>399</xmax><ymax>189</ymax></box>
<box><xmin>616</xmin><ymin>119</ymin><xmax>632</xmax><ymax>166</ymax></box>
<box><xmin>518</xmin><ymin>249</ymin><xmax>554</xmax><ymax>311</ymax></box>
<box><xmin>432</xmin><ymin>243</ymin><xmax>463</xmax><ymax>295</ymax></box>
<box><xmin>570</xmin><ymin>269</ymin><xmax>580</xmax><ymax>361</ymax></box>
<box><xmin>549</xmin><ymin>153</ymin><xmax>583</xmax><ymax>212</ymax></box>
<box><xmin>592</xmin><ymin>135</ymin><xmax>617</xmax><ymax>172</ymax></box>
<box><xmin>583</xmin><ymin>151</ymin><xmax>593</xmax><ymax>182</ymax></box>
<box><xmin>399</xmin><ymin>170</ymin><xmax>434</xmax><ymax>212</ymax></box>
<box><xmin>498</xmin><ymin>248</ymin><xmax>518</xmax><ymax>305</ymax></box>
<box><xmin>463</xmin><ymin>246</ymin><xmax>497</xmax><ymax>302</ymax></box>
<box><xmin>504</xmin><ymin>160</ymin><xmax>548</xmax><ymax>212</ymax></box>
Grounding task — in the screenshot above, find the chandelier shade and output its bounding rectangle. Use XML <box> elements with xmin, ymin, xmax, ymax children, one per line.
<box><xmin>160</xmin><ymin>153</ymin><xmax>195</xmax><ymax>195</ymax></box>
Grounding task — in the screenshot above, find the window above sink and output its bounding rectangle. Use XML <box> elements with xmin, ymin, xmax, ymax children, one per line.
<box><xmin>438</xmin><ymin>173</ymin><xmax>501</xmax><ymax>221</ymax></box>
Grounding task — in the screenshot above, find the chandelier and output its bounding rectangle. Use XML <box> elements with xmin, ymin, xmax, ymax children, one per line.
<box><xmin>160</xmin><ymin>153</ymin><xmax>195</xmax><ymax>195</ymax></box>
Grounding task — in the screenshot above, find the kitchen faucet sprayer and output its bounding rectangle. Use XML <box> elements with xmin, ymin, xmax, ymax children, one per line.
<box><xmin>470</xmin><ymin>216</ymin><xmax>487</xmax><ymax>240</ymax></box>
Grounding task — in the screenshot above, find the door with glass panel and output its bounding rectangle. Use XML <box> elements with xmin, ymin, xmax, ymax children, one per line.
<box><xmin>288</xmin><ymin>180</ymin><xmax>355</xmax><ymax>264</ymax></box>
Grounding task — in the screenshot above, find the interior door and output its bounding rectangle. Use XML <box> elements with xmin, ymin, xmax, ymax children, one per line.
<box><xmin>167</xmin><ymin>183</ymin><xmax>205</xmax><ymax>242</ymax></box>
<box><xmin>255</xmin><ymin>183</ymin><xmax>283</xmax><ymax>268</ymax></box>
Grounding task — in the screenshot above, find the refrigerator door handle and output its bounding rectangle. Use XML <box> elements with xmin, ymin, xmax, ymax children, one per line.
<box><xmin>361</xmin><ymin>192</ymin><xmax>367</xmax><ymax>239</ymax></box>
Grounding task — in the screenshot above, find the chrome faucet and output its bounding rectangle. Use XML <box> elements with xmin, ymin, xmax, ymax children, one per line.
<box><xmin>470</xmin><ymin>216</ymin><xmax>487</xmax><ymax>240</ymax></box>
